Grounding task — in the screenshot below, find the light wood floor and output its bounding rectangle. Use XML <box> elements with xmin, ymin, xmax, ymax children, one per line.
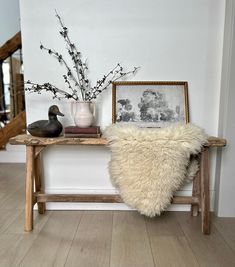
<box><xmin>0</xmin><ymin>163</ymin><xmax>235</xmax><ymax>267</ymax></box>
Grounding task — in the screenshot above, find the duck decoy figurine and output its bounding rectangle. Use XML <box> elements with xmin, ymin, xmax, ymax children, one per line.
<box><xmin>27</xmin><ymin>105</ymin><xmax>64</xmax><ymax>137</ymax></box>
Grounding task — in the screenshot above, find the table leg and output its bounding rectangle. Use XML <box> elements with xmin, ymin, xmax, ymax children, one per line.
<box><xmin>35</xmin><ymin>153</ymin><xmax>46</xmax><ymax>214</ymax></box>
<box><xmin>191</xmin><ymin>165</ymin><xmax>201</xmax><ymax>216</ymax></box>
<box><xmin>25</xmin><ymin>145</ymin><xmax>34</xmax><ymax>232</ymax></box>
<box><xmin>200</xmin><ymin>147</ymin><xmax>210</xmax><ymax>234</ymax></box>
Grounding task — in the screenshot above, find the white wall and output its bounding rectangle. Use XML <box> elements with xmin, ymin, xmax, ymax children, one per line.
<box><xmin>0</xmin><ymin>0</ymin><xmax>20</xmax><ymax>45</ymax></box>
<box><xmin>215</xmin><ymin>0</ymin><xmax>235</xmax><ymax>217</ymax></box>
<box><xmin>20</xmin><ymin>0</ymin><xmax>225</xmax><ymax>210</ymax></box>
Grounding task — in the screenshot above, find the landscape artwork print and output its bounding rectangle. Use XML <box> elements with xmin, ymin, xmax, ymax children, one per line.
<box><xmin>112</xmin><ymin>82</ymin><xmax>189</xmax><ymax>127</ymax></box>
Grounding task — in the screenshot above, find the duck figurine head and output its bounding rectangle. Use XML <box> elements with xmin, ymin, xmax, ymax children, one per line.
<box><xmin>27</xmin><ymin>105</ymin><xmax>64</xmax><ymax>137</ymax></box>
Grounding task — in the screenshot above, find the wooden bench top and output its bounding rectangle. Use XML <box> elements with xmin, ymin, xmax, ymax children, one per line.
<box><xmin>9</xmin><ymin>134</ymin><xmax>226</xmax><ymax>147</ymax></box>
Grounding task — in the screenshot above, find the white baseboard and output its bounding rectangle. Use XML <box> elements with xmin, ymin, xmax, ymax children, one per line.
<box><xmin>0</xmin><ymin>144</ymin><xmax>25</xmax><ymax>163</ymax></box>
<box><xmin>0</xmin><ymin>151</ymin><xmax>25</xmax><ymax>163</ymax></box>
<box><xmin>45</xmin><ymin>203</ymin><xmax>192</xmax><ymax>211</ymax></box>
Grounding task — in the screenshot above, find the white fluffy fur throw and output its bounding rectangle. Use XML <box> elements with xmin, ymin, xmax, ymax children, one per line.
<box><xmin>104</xmin><ymin>124</ymin><xmax>208</xmax><ymax>217</ymax></box>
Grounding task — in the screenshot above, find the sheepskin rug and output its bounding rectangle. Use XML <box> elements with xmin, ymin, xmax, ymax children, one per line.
<box><xmin>104</xmin><ymin>124</ymin><xmax>208</xmax><ymax>217</ymax></box>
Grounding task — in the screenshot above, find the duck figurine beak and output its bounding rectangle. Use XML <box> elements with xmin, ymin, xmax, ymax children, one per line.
<box><xmin>56</xmin><ymin>110</ymin><xmax>64</xmax><ymax>116</ymax></box>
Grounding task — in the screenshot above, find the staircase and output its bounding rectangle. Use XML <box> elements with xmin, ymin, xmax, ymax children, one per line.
<box><xmin>0</xmin><ymin>32</ymin><xmax>21</xmax><ymax>60</ymax></box>
<box><xmin>0</xmin><ymin>32</ymin><xmax>26</xmax><ymax>155</ymax></box>
<box><xmin>0</xmin><ymin>111</ymin><xmax>26</xmax><ymax>148</ymax></box>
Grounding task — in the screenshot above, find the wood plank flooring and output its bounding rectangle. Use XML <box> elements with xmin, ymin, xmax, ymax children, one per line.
<box><xmin>0</xmin><ymin>163</ymin><xmax>235</xmax><ymax>267</ymax></box>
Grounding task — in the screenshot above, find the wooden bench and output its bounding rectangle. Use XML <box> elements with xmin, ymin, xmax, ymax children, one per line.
<box><xmin>10</xmin><ymin>134</ymin><xmax>226</xmax><ymax>234</ymax></box>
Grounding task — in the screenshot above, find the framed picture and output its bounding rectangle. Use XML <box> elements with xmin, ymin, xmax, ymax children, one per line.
<box><xmin>112</xmin><ymin>81</ymin><xmax>189</xmax><ymax>127</ymax></box>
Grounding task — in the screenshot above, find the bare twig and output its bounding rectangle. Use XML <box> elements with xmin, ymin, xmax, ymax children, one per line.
<box><xmin>25</xmin><ymin>81</ymin><xmax>79</xmax><ymax>101</ymax></box>
<box><xmin>26</xmin><ymin>12</ymin><xmax>139</xmax><ymax>102</ymax></box>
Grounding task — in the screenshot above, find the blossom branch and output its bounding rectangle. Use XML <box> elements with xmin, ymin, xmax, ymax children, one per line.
<box><xmin>25</xmin><ymin>81</ymin><xmax>79</xmax><ymax>101</ymax></box>
<box><xmin>26</xmin><ymin>12</ymin><xmax>140</xmax><ymax>102</ymax></box>
<box><xmin>87</xmin><ymin>66</ymin><xmax>140</xmax><ymax>101</ymax></box>
<box><xmin>55</xmin><ymin>10</ymin><xmax>88</xmax><ymax>99</ymax></box>
<box><xmin>39</xmin><ymin>44</ymin><xmax>81</xmax><ymax>95</ymax></box>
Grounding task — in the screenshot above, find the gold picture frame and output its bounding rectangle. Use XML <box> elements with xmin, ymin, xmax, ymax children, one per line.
<box><xmin>112</xmin><ymin>81</ymin><xmax>189</xmax><ymax>127</ymax></box>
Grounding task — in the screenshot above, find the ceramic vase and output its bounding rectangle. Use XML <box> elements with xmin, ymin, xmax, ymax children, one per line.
<box><xmin>71</xmin><ymin>101</ymin><xmax>95</xmax><ymax>128</ymax></box>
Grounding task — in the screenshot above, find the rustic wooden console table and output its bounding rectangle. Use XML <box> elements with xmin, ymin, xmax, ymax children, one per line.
<box><xmin>10</xmin><ymin>134</ymin><xmax>226</xmax><ymax>234</ymax></box>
